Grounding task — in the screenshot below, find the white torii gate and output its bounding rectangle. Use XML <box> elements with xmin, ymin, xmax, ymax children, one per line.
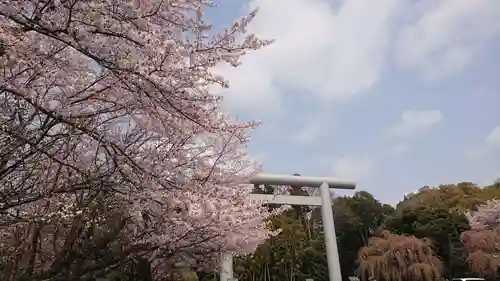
<box><xmin>220</xmin><ymin>173</ymin><xmax>356</xmax><ymax>281</ymax></box>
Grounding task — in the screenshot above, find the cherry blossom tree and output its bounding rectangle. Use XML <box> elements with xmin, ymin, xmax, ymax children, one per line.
<box><xmin>462</xmin><ymin>199</ymin><xmax>500</xmax><ymax>278</ymax></box>
<box><xmin>0</xmin><ymin>0</ymin><xmax>275</xmax><ymax>280</ymax></box>
<box><xmin>356</xmin><ymin>230</ymin><xmax>443</xmax><ymax>281</ymax></box>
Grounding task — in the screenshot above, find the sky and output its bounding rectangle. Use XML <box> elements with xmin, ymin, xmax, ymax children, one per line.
<box><xmin>206</xmin><ymin>0</ymin><xmax>500</xmax><ymax>205</ymax></box>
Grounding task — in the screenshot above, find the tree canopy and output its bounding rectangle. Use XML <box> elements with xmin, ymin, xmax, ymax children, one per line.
<box><xmin>234</xmin><ymin>180</ymin><xmax>500</xmax><ymax>281</ymax></box>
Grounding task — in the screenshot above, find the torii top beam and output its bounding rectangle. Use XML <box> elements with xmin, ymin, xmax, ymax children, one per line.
<box><xmin>249</xmin><ymin>173</ymin><xmax>356</xmax><ymax>189</ymax></box>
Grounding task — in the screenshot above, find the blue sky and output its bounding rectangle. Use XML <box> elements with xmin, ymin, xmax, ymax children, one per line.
<box><xmin>207</xmin><ymin>0</ymin><xmax>500</xmax><ymax>205</ymax></box>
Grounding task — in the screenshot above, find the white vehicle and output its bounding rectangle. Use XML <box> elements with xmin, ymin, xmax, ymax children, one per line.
<box><xmin>452</xmin><ymin>278</ymin><xmax>485</xmax><ymax>281</ymax></box>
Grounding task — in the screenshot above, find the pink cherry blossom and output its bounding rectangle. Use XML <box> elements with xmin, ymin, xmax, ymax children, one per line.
<box><xmin>466</xmin><ymin>199</ymin><xmax>500</xmax><ymax>230</ymax></box>
<box><xmin>0</xmin><ymin>0</ymin><xmax>276</xmax><ymax>279</ymax></box>
<box><xmin>461</xmin><ymin>199</ymin><xmax>500</xmax><ymax>278</ymax></box>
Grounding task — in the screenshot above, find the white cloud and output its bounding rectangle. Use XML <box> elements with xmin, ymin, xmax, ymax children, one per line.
<box><xmin>390</xmin><ymin>143</ymin><xmax>410</xmax><ymax>155</ymax></box>
<box><xmin>212</xmin><ymin>59</ymin><xmax>282</xmax><ymax>116</ymax></box>
<box><xmin>292</xmin><ymin>116</ymin><xmax>331</xmax><ymax>143</ymax></box>
<box><xmin>293</xmin><ymin>124</ymin><xmax>321</xmax><ymax>143</ymax></box>
<box><xmin>211</xmin><ymin>0</ymin><xmax>500</xmax><ymax>116</ymax></box>
<box><xmin>387</xmin><ymin>109</ymin><xmax>443</xmax><ymax>138</ymax></box>
<box><xmin>213</xmin><ymin>0</ymin><xmax>400</xmax><ymax>114</ymax></box>
<box><xmin>395</xmin><ymin>0</ymin><xmax>500</xmax><ymax>80</ymax></box>
<box><xmin>465</xmin><ymin>126</ymin><xmax>500</xmax><ymax>158</ymax></box>
<box><xmin>330</xmin><ymin>156</ymin><xmax>373</xmax><ymax>181</ymax></box>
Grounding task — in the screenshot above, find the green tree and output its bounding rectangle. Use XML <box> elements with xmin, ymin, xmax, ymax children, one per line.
<box><xmin>332</xmin><ymin>192</ymin><xmax>394</xmax><ymax>278</ymax></box>
<box><xmin>237</xmin><ymin>177</ymin><xmax>329</xmax><ymax>281</ymax></box>
<box><xmin>235</xmin><ymin>207</ymin><xmax>325</xmax><ymax>281</ymax></box>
